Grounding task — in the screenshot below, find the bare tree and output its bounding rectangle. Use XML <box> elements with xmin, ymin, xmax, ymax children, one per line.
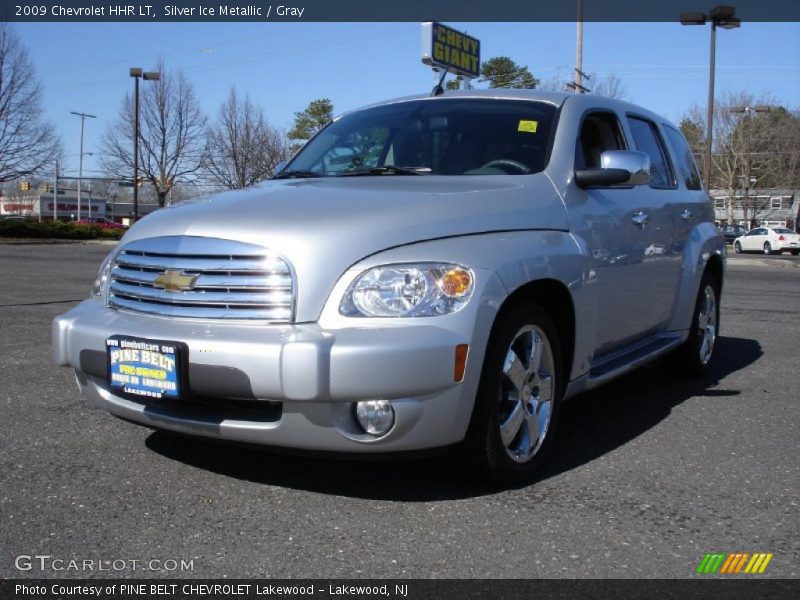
<box><xmin>681</xmin><ymin>91</ymin><xmax>800</xmax><ymax>225</ymax></box>
<box><xmin>590</xmin><ymin>73</ymin><xmax>627</xmax><ymax>99</ymax></box>
<box><xmin>101</xmin><ymin>60</ymin><xmax>206</xmax><ymax>206</ymax></box>
<box><xmin>0</xmin><ymin>24</ymin><xmax>61</xmax><ymax>182</ymax></box>
<box><xmin>204</xmin><ymin>88</ymin><xmax>288</xmax><ymax>190</ymax></box>
<box><xmin>536</xmin><ymin>72</ymin><xmax>627</xmax><ymax>98</ymax></box>
<box><xmin>537</xmin><ymin>76</ymin><xmax>566</xmax><ymax>92</ymax></box>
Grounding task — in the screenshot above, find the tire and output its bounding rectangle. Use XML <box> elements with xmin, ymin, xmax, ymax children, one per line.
<box><xmin>463</xmin><ymin>302</ymin><xmax>564</xmax><ymax>484</ymax></box>
<box><xmin>763</xmin><ymin>242</ymin><xmax>772</xmax><ymax>255</ymax></box>
<box><xmin>672</xmin><ymin>271</ymin><xmax>720</xmax><ymax>377</ymax></box>
<box><xmin>791</xmin><ymin>250</ymin><xmax>800</xmax><ymax>256</ymax></box>
<box><xmin>734</xmin><ymin>242</ymin><xmax>742</xmax><ymax>254</ymax></box>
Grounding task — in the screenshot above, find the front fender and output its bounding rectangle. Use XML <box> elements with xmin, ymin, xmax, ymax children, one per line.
<box><xmin>317</xmin><ymin>231</ymin><xmax>593</xmax><ymax>426</ymax></box>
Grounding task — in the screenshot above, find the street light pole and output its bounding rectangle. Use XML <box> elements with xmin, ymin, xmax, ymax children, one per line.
<box><xmin>70</xmin><ymin>111</ymin><xmax>96</xmax><ymax>221</ymax></box>
<box><xmin>730</xmin><ymin>105</ymin><xmax>771</xmax><ymax>227</ymax></box>
<box><xmin>705</xmin><ymin>21</ymin><xmax>716</xmax><ymax>192</ymax></box>
<box><xmin>53</xmin><ymin>159</ymin><xmax>58</xmax><ymax>222</ymax></box>
<box><xmin>129</xmin><ymin>68</ymin><xmax>160</xmax><ymax>222</ymax></box>
<box><xmin>680</xmin><ymin>5</ymin><xmax>740</xmax><ymax>190</ymax></box>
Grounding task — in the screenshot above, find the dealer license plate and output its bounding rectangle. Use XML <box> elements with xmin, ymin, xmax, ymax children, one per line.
<box><xmin>106</xmin><ymin>336</ymin><xmax>185</xmax><ymax>400</ymax></box>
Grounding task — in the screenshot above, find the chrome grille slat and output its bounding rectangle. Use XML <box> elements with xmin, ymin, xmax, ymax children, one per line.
<box><xmin>109</xmin><ymin>281</ymin><xmax>292</xmax><ymax>306</ymax></box>
<box><xmin>107</xmin><ymin>237</ymin><xmax>295</xmax><ymax>322</ymax></box>
<box><xmin>111</xmin><ymin>267</ymin><xmax>292</xmax><ymax>290</ymax></box>
<box><xmin>108</xmin><ymin>296</ymin><xmax>292</xmax><ymax>321</ymax></box>
<box><xmin>115</xmin><ymin>254</ymin><xmax>290</xmax><ymax>274</ymax></box>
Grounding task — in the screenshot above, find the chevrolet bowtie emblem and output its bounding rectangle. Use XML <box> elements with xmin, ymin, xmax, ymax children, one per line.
<box><xmin>153</xmin><ymin>270</ymin><xmax>198</xmax><ymax>293</ymax></box>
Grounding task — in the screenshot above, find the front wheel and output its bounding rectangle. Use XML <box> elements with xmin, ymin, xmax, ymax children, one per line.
<box><xmin>734</xmin><ymin>242</ymin><xmax>742</xmax><ymax>253</ymax></box>
<box><xmin>463</xmin><ymin>303</ymin><xmax>563</xmax><ymax>484</ymax></box>
<box><xmin>672</xmin><ymin>271</ymin><xmax>720</xmax><ymax>377</ymax></box>
<box><xmin>764</xmin><ymin>242</ymin><xmax>773</xmax><ymax>255</ymax></box>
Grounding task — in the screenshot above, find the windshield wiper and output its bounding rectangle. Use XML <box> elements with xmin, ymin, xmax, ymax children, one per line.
<box><xmin>272</xmin><ymin>170</ymin><xmax>320</xmax><ymax>179</ymax></box>
<box><xmin>337</xmin><ymin>165</ymin><xmax>430</xmax><ymax>177</ymax></box>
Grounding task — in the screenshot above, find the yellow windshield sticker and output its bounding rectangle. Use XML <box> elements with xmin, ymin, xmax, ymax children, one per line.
<box><xmin>518</xmin><ymin>120</ymin><xmax>538</xmax><ymax>133</ymax></box>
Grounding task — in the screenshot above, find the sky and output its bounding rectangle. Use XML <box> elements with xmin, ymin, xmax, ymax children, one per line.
<box><xmin>12</xmin><ymin>21</ymin><xmax>800</xmax><ymax>178</ymax></box>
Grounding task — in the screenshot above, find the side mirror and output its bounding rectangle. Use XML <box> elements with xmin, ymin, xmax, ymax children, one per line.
<box><xmin>575</xmin><ymin>150</ymin><xmax>651</xmax><ymax>188</ymax></box>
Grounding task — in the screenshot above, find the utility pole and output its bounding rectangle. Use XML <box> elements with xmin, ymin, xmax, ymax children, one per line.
<box><xmin>565</xmin><ymin>0</ymin><xmax>590</xmax><ymax>93</ymax></box>
<box><xmin>70</xmin><ymin>111</ymin><xmax>96</xmax><ymax>221</ymax></box>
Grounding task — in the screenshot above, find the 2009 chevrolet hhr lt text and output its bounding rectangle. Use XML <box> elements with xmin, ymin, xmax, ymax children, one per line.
<box><xmin>53</xmin><ymin>90</ymin><xmax>725</xmax><ymax>482</ymax></box>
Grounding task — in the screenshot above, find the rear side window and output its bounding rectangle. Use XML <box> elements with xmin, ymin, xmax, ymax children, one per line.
<box><xmin>663</xmin><ymin>125</ymin><xmax>702</xmax><ymax>190</ymax></box>
<box><xmin>626</xmin><ymin>116</ymin><xmax>675</xmax><ymax>189</ymax></box>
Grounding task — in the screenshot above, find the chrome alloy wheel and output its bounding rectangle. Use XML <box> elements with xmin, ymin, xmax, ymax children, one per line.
<box><xmin>498</xmin><ymin>325</ymin><xmax>556</xmax><ymax>463</ymax></box>
<box><xmin>697</xmin><ymin>284</ymin><xmax>718</xmax><ymax>365</ymax></box>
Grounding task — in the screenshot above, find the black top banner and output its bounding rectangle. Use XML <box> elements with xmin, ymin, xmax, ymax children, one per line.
<box><xmin>1</xmin><ymin>0</ymin><xmax>799</xmax><ymax>22</ymax></box>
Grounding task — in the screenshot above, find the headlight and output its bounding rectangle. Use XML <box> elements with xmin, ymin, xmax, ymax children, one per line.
<box><xmin>340</xmin><ymin>262</ymin><xmax>474</xmax><ymax>317</ymax></box>
<box><xmin>92</xmin><ymin>252</ymin><xmax>114</xmax><ymax>298</ymax></box>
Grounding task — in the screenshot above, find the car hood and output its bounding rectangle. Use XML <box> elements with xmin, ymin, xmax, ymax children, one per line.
<box><xmin>121</xmin><ymin>175</ymin><xmax>567</xmax><ymax>321</ymax></box>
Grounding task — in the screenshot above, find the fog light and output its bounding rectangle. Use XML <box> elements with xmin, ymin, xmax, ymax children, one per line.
<box><xmin>354</xmin><ymin>400</ymin><xmax>395</xmax><ymax>436</ymax></box>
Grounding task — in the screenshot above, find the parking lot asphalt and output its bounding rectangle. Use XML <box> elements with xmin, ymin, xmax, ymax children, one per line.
<box><xmin>0</xmin><ymin>243</ymin><xmax>797</xmax><ymax>579</ymax></box>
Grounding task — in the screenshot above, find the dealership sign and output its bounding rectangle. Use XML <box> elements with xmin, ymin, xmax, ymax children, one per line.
<box><xmin>421</xmin><ymin>22</ymin><xmax>480</xmax><ymax>79</ymax></box>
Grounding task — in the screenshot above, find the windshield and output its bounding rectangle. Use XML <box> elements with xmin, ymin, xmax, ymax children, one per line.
<box><xmin>284</xmin><ymin>99</ymin><xmax>557</xmax><ymax>177</ymax></box>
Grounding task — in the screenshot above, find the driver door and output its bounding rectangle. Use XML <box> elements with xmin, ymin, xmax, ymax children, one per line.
<box><xmin>569</xmin><ymin>110</ymin><xmax>658</xmax><ymax>355</ymax></box>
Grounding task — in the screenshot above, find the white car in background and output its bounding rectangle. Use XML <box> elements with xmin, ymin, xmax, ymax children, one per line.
<box><xmin>733</xmin><ymin>227</ymin><xmax>800</xmax><ymax>256</ymax></box>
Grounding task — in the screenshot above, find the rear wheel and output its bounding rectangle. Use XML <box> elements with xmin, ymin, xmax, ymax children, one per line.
<box><xmin>672</xmin><ymin>271</ymin><xmax>720</xmax><ymax>377</ymax></box>
<box><xmin>763</xmin><ymin>242</ymin><xmax>773</xmax><ymax>255</ymax></box>
<box><xmin>464</xmin><ymin>303</ymin><xmax>563</xmax><ymax>484</ymax></box>
<box><xmin>734</xmin><ymin>241</ymin><xmax>742</xmax><ymax>253</ymax></box>
<box><xmin>791</xmin><ymin>250</ymin><xmax>800</xmax><ymax>256</ymax></box>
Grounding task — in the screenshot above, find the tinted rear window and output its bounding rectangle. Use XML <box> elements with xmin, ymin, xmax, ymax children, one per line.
<box><xmin>663</xmin><ymin>125</ymin><xmax>703</xmax><ymax>190</ymax></box>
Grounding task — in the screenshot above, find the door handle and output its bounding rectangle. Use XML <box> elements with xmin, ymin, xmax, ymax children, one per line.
<box><xmin>631</xmin><ymin>211</ymin><xmax>650</xmax><ymax>228</ymax></box>
<box><xmin>680</xmin><ymin>209</ymin><xmax>692</xmax><ymax>221</ymax></box>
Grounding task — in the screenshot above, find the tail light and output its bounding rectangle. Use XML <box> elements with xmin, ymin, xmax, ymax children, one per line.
<box><xmin>778</xmin><ymin>235</ymin><xmax>786</xmax><ymax>241</ymax></box>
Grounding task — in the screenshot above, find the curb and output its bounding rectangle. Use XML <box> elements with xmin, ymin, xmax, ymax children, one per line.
<box><xmin>0</xmin><ymin>238</ymin><xmax>119</xmax><ymax>246</ymax></box>
<box><xmin>727</xmin><ymin>257</ymin><xmax>800</xmax><ymax>269</ymax></box>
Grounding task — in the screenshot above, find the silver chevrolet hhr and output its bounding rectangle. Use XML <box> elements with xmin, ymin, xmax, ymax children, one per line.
<box><xmin>53</xmin><ymin>90</ymin><xmax>725</xmax><ymax>483</ymax></box>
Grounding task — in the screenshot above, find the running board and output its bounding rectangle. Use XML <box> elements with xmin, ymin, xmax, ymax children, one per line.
<box><xmin>587</xmin><ymin>333</ymin><xmax>684</xmax><ymax>386</ymax></box>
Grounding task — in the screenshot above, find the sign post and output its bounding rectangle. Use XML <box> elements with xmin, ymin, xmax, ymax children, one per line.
<box><xmin>421</xmin><ymin>22</ymin><xmax>481</xmax><ymax>82</ymax></box>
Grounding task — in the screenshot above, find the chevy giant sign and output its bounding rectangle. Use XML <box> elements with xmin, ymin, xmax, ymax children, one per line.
<box><xmin>421</xmin><ymin>22</ymin><xmax>480</xmax><ymax>79</ymax></box>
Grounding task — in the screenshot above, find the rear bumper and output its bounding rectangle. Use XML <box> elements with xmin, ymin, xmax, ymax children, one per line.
<box><xmin>53</xmin><ymin>299</ymin><xmax>483</xmax><ymax>452</ymax></box>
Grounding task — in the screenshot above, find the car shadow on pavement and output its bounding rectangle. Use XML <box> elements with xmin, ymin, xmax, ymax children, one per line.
<box><xmin>145</xmin><ymin>335</ymin><xmax>762</xmax><ymax>501</ymax></box>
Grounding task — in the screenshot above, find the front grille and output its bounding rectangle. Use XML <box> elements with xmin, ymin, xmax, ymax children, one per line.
<box><xmin>107</xmin><ymin>236</ymin><xmax>294</xmax><ymax>321</ymax></box>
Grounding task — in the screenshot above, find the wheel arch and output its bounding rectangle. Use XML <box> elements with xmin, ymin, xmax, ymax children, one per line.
<box><xmin>706</xmin><ymin>252</ymin><xmax>724</xmax><ymax>291</ymax></box>
<box><xmin>491</xmin><ymin>278</ymin><xmax>576</xmax><ymax>393</ymax></box>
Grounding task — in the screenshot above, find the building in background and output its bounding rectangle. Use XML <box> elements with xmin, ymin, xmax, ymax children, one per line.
<box><xmin>710</xmin><ymin>189</ymin><xmax>798</xmax><ymax>232</ymax></box>
<box><xmin>0</xmin><ymin>187</ymin><xmax>106</xmax><ymax>219</ymax></box>
<box><xmin>0</xmin><ymin>185</ymin><xmax>160</xmax><ymax>224</ymax></box>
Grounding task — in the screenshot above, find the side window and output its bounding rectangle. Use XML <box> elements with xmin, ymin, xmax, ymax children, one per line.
<box><xmin>662</xmin><ymin>125</ymin><xmax>702</xmax><ymax>190</ymax></box>
<box><xmin>626</xmin><ymin>116</ymin><xmax>675</xmax><ymax>189</ymax></box>
<box><xmin>576</xmin><ymin>112</ymin><xmax>626</xmax><ymax>169</ymax></box>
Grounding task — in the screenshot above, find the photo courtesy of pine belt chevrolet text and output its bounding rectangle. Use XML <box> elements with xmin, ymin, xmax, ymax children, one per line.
<box><xmin>52</xmin><ymin>90</ymin><xmax>725</xmax><ymax>483</ymax></box>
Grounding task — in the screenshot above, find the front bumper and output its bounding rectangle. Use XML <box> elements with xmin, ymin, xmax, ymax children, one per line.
<box><xmin>53</xmin><ymin>300</ymin><xmax>481</xmax><ymax>452</ymax></box>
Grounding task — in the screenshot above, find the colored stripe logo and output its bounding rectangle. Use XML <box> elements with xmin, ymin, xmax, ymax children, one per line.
<box><xmin>696</xmin><ymin>552</ymin><xmax>773</xmax><ymax>574</ymax></box>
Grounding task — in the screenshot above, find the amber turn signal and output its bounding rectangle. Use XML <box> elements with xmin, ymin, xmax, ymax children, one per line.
<box><xmin>454</xmin><ymin>344</ymin><xmax>469</xmax><ymax>382</ymax></box>
<box><xmin>441</xmin><ymin>268</ymin><xmax>473</xmax><ymax>298</ymax></box>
